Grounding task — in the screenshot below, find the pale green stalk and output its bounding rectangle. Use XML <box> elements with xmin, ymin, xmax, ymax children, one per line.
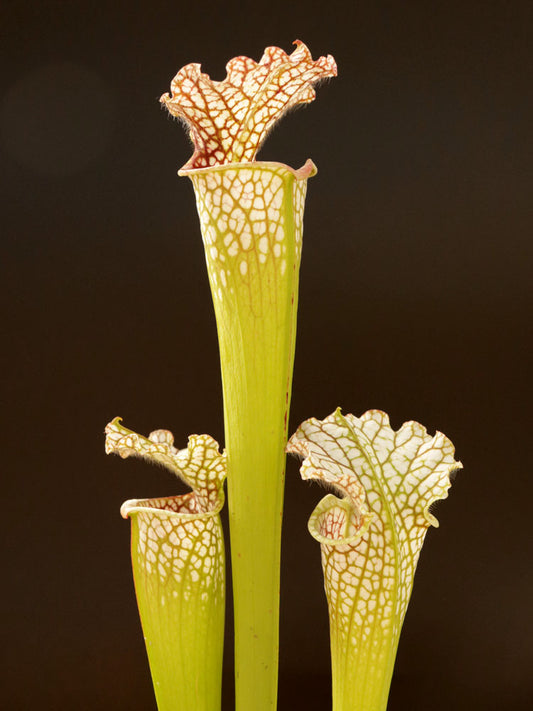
<box><xmin>186</xmin><ymin>159</ymin><xmax>314</xmax><ymax>710</ymax></box>
<box><xmin>288</xmin><ymin>408</ymin><xmax>462</xmax><ymax>711</ymax></box>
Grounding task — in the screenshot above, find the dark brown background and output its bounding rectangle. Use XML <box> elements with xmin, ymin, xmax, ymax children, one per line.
<box><xmin>2</xmin><ymin>1</ymin><xmax>532</xmax><ymax>709</ymax></box>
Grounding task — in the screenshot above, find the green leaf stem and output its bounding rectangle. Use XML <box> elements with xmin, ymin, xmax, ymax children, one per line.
<box><xmin>105</xmin><ymin>418</ymin><xmax>226</xmax><ymax>711</ymax></box>
<box><xmin>186</xmin><ymin>158</ymin><xmax>314</xmax><ymax>711</ymax></box>
<box><xmin>287</xmin><ymin>408</ymin><xmax>462</xmax><ymax>711</ymax></box>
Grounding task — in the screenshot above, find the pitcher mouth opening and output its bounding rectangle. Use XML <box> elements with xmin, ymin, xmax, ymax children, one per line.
<box><xmin>179</xmin><ymin>158</ymin><xmax>317</xmax><ymax>180</ymax></box>
<box><xmin>121</xmin><ymin>494</ymin><xmax>225</xmax><ymax>520</ymax></box>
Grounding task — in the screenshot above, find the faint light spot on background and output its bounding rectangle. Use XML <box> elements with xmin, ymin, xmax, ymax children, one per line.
<box><xmin>0</xmin><ymin>62</ymin><xmax>116</xmax><ymax>176</ymax></box>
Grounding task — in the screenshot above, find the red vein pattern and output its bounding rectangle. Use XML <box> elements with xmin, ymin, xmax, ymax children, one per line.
<box><xmin>189</xmin><ymin>160</ymin><xmax>315</xmax><ymax>317</ymax></box>
<box><xmin>105</xmin><ymin>417</ymin><xmax>226</xmax><ymax>592</ymax></box>
<box><xmin>160</xmin><ymin>40</ymin><xmax>337</xmax><ymax>171</ymax></box>
<box><xmin>105</xmin><ymin>417</ymin><xmax>226</xmax><ymax>513</ymax></box>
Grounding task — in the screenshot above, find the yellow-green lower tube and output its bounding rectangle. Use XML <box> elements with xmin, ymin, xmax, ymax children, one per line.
<box><xmin>128</xmin><ymin>505</ymin><xmax>225</xmax><ymax>711</ymax></box>
<box><xmin>186</xmin><ymin>159</ymin><xmax>315</xmax><ymax>711</ymax></box>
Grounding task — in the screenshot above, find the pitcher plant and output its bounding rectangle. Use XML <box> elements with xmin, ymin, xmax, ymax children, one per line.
<box><xmin>105</xmin><ymin>39</ymin><xmax>461</xmax><ymax>711</ymax></box>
